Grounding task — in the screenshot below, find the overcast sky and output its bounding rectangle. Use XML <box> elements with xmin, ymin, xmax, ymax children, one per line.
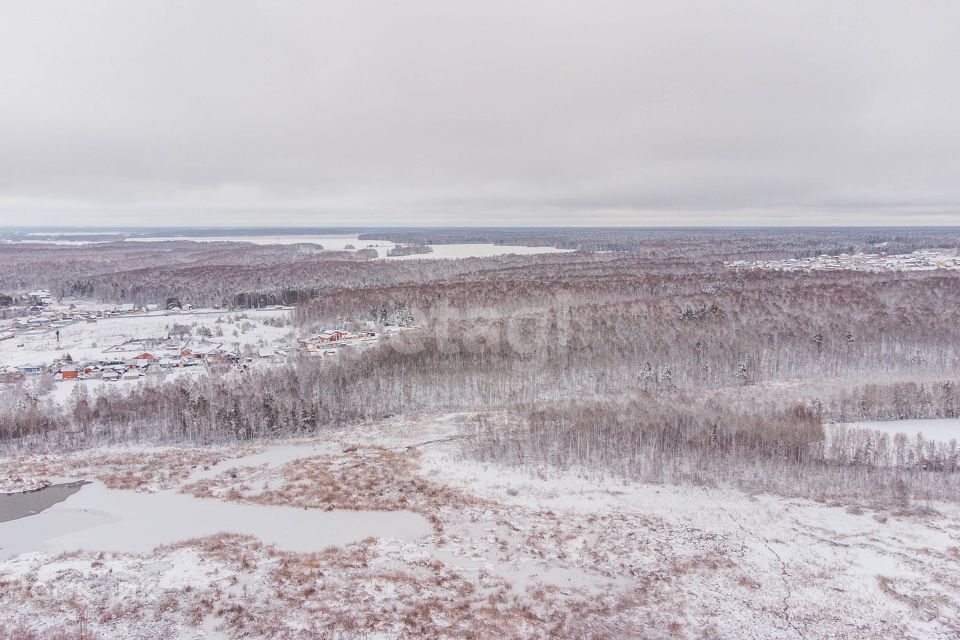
<box><xmin>1</xmin><ymin>1</ymin><xmax>959</xmax><ymax>227</ymax></box>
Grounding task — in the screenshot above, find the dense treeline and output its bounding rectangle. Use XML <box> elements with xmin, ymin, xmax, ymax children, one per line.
<box><xmin>6</xmin><ymin>263</ymin><xmax>960</xmax><ymax>435</ymax></box>
<box><xmin>5</xmin><ymin>311</ymin><xmax>959</xmax><ymax>449</ymax></box>
<box><xmin>824</xmin><ymin>381</ymin><xmax>960</xmax><ymax>422</ymax></box>
<box><xmin>465</xmin><ymin>399</ymin><xmax>960</xmax><ymax>504</ymax></box>
<box><xmin>469</xmin><ymin>396</ymin><xmax>824</xmax><ymax>470</ymax></box>
<box><xmin>300</xmin><ymin>268</ymin><xmax>960</xmax><ymax>391</ymax></box>
<box><xmin>4</xmin><ymin>228</ymin><xmax>960</xmax><ymax>310</ymax></box>
<box><xmin>0</xmin><ymin>241</ymin><xmax>517</xmax><ymax>308</ymax></box>
<box><xmin>6</xmin><ymin>331</ymin><xmax>958</xmax><ymax>503</ymax></box>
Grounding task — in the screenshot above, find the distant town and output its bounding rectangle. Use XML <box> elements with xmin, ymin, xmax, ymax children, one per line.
<box><xmin>728</xmin><ymin>249</ymin><xmax>960</xmax><ymax>272</ymax></box>
<box><xmin>0</xmin><ymin>290</ymin><xmax>384</xmax><ymax>389</ymax></box>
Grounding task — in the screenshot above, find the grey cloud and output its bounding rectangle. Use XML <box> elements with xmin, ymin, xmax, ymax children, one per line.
<box><xmin>1</xmin><ymin>0</ymin><xmax>959</xmax><ymax>226</ymax></box>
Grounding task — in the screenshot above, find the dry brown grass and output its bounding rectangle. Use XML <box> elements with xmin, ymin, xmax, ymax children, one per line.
<box><xmin>2</xmin><ymin>526</ymin><xmax>690</xmax><ymax>640</ymax></box>
<box><xmin>183</xmin><ymin>447</ymin><xmax>478</xmax><ymax>523</ymax></box>
<box><xmin>737</xmin><ymin>575</ymin><xmax>761</xmax><ymax>590</ymax></box>
<box><xmin>0</xmin><ymin>624</ymin><xmax>93</xmax><ymax>640</ymax></box>
<box><xmin>167</xmin><ymin>535</ymin><xmax>658</xmax><ymax>640</ymax></box>
<box><xmin>0</xmin><ymin>447</ymin><xmax>256</xmax><ymax>493</ymax></box>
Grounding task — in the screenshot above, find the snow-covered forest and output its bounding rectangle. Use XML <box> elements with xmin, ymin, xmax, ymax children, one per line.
<box><xmin>3</xmin><ymin>229</ymin><xmax>960</xmax><ymax>639</ymax></box>
<box><xmin>4</xmin><ymin>231</ymin><xmax>960</xmax><ymax>502</ymax></box>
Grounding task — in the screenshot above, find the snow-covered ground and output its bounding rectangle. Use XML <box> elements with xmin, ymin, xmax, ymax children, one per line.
<box><xmin>1</xmin><ymin>413</ymin><xmax>958</xmax><ymax>639</ymax></box>
<box><xmin>838</xmin><ymin>418</ymin><xmax>960</xmax><ymax>443</ymax></box>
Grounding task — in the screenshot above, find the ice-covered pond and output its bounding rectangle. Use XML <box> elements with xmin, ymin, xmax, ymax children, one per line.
<box><xmin>0</xmin><ymin>467</ymin><xmax>430</xmax><ymax>560</ymax></box>
<box><xmin>0</xmin><ymin>481</ymin><xmax>87</xmax><ymax>523</ymax></box>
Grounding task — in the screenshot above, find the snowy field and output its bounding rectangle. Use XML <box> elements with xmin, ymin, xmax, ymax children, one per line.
<box><xmin>1</xmin><ymin>412</ymin><xmax>958</xmax><ymax>639</ymax></box>
<box><xmin>837</xmin><ymin>418</ymin><xmax>960</xmax><ymax>443</ymax></box>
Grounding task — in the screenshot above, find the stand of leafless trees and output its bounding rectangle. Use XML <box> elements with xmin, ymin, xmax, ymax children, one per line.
<box><xmin>464</xmin><ymin>400</ymin><xmax>959</xmax><ymax>506</ymax></box>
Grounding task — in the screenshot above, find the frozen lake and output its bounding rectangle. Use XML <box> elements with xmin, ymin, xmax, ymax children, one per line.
<box><xmin>126</xmin><ymin>234</ymin><xmax>571</xmax><ymax>260</ymax></box>
<box><xmin>126</xmin><ymin>233</ymin><xmax>394</xmax><ymax>252</ymax></box>
<box><xmin>5</xmin><ymin>232</ymin><xmax>573</xmax><ymax>260</ymax></box>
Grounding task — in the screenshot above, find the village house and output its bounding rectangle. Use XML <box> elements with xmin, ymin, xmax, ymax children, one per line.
<box><xmin>0</xmin><ymin>367</ymin><xmax>25</xmax><ymax>384</ymax></box>
<box><xmin>16</xmin><ymin>364</ymin><xmax>45</xmax><ymax>375</ymax></box>
<box><xmin>298</xmin><ymin>330</ymin><xmax>377</xmax><ymax>354</ymax></box>
<box><xmin>55</xmin><ymin>367</ymin><xmax>79</xmax><ymax>381</ymax></box>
